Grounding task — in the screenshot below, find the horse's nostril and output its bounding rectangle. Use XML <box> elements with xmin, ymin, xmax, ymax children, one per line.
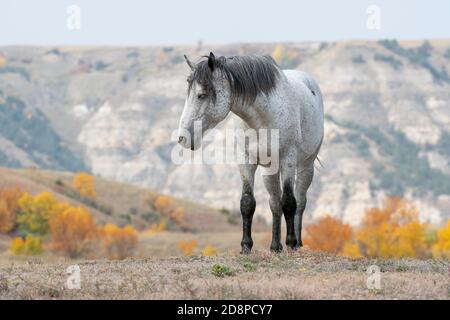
<box><xmin>178</xmin><ymin>136</ymin><xmax>186</xmax><ymax>144</ymax></box>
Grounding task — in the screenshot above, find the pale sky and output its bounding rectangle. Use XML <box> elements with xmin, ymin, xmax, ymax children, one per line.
<box><xmin>1</xmin><ymin>0</ymin><xmax>449</xmax><ymax>45</ymax></box>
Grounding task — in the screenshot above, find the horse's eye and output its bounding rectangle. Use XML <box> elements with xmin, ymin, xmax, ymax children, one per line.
<box><xmin>197</xmin><ymin>93</ymin><xmax>207</xmax><ymax>100</ymax></box>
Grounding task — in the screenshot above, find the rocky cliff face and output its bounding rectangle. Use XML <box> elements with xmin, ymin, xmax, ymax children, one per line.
<box><xmin>0</xmin><ymin>40</ymin><xmax>449</xmax><ymax>225</ymax></box>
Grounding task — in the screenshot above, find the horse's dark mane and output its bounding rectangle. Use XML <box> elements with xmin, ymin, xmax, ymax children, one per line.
<box><xmin>188</xmin><ymin>54</ymin><xmax>280</xmax><ymax>106</ymax></box>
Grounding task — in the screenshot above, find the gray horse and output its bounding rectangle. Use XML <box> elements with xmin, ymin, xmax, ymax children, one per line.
<box><xmin>178</xmin><ymin>52</ymin><xmax>324</xmax><ymax>253</ymax></box>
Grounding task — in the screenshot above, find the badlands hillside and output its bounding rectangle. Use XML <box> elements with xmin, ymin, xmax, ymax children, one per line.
<box><xmin>0</xmin><ymin>40</ymin><xmax>449</xmax><ymax>225</ymax></box>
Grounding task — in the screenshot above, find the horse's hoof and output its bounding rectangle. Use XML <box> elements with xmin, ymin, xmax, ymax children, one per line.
<box><xmin>286</xmin><ymin>236</ymin><xmax>297</xmax><ymax>249</ymax></box>
<box><xmin>270</xmin><ymin>243</ymin><xmax>283</xmax><ymax>253</ymax></box>
<box><xmin>240</xmin><ymin>247</ymin><xmax>252</xmax><ymax>254</ymax></box>
<box><xmin>240</xmin><ymin>239</ymin><xmax>253</xmax><ymax>254</ymax></box>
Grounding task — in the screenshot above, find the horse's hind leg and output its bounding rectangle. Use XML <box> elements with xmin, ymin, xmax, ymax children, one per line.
<box><xmin>239</xmin><ymin>163</ymin><xmax>257</xmax><ymax>254</ymax></box>
<box><xmin>280</xmin><ymin>152</ymin><xmax>298</xmax><ymax>249</ymax></box>
<box><xmin>294</xmin><ymin>164</ymin><xmax>314</xmax><ymax>248</ymax></box>
<box><xmin>262</xmin><ymin>172</ymin><xmax>282</xmax><ymax>252</ymax></box>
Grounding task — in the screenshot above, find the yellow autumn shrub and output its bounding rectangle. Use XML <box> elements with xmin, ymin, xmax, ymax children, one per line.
<box><xmin>356</xmin><ymin>197</ymin><xmax>429</xmax><ymax>258</ymax></box>
<box><xmin>392</xmin><ymin>221</ymin><xmax>428</xmax><ymax>258</ymax></box>
<box><xmin>72</xmin><ymin>172</ymin><xmax>96</xmax><ymax>200</ymax></box>
<box><xmin>11</xmin><ymin>235</ymin><xmax>43</xmax><ymax>255</ymax></box>
<box><xmin>272</xmin><ymin>44</ymin><xmax>286</xmax><ymax>64</ymax></box>
<box><xmin>432</xmin><ymin>220</ymin><xmax>450</xmax><ymax>259</ymax></box>
<box><xmin>202</xmin><ymin>245</ymin><xmax>219</xmax><ymax>257</ymax></box>
<box><xmin>17</xmin><ymin>192</ymin><xmax>63</xmax><ymax>235</ymax></box>
<box><xmin>100</xmin><ymin>224</ymin><xmax>139</xmax><ymax>260</ymax></box>
<box><xmin>341</xmin><ymin>242</ymin><xmax>362</xmax><ymax>259</ymax></box>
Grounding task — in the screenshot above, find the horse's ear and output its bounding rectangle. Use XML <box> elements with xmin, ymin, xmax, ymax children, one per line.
<box><xmin>184</xmin><ymin>54</ymin><xmax>195</xmax><ymax>70</ymax></box>
<box><xmin>208</xmin><ymin>52</ymin><xmax>215</xmax><ymax>72</ymax></box>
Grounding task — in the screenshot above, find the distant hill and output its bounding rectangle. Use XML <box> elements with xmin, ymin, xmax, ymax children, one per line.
<box><xmin>0</xmin><ymin>92</ymin><xmax>86</xmax><ymax>171</ymax></box>
<box><xmin>0</xmin><ymin>40</ymin><xmax>449</xmax><ymax>225</ymax></box>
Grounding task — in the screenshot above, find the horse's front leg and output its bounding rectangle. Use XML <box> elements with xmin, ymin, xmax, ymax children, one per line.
<box><xmin>262</xmin><ymin>172</ymin><xmax>283</xmax><ymax>252</ymax></box>
<box><xmin>239</xmin><ymin>163</ymin><xmax>257</xmax><ymax>254</ymax></box>
<box><xmin>280</xmin><ymin>151</ymin><xmax>298</xmax><ymax>250</ymax></box>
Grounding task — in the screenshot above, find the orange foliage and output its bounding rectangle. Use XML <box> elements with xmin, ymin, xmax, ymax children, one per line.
<box><xmin>356</xmin><ymin>197</ymin><xmax>428</xmax><ymax>258</ymax></box>
<box><xmin>178</xmin><ymin>239</ymin><xmax>197</xmax><ymax>256</ymax></box>
<box><xmin>153</xmin><ymin>195</ymin><xmax>185</xmax><ymax>227</ymax></box>
<box><xmin>303</xmin><ymin>215</ymin><xmax>353</xmax><ymax>254</ymax></box>
<box><xmin>0</xmin><ymin>187</ymin><xmax>23</xmax><ymax>233</ymax></box>
<box><xmin>304</xmin><ymin>197</ymin><xmax>432</xmax><ymax>259</ymax></box>
<box><xmin>100</xmin><ymin>224</ymin><xmax>139</xmax><ymax>260</ymax></box>
<box><xmin>72</xmin><ymin>172</ymin><xmax>96</xmax><ymax>200</ymax></box>
<box><xmin>49</xmin><ymin>206</ymin><xmax>97</xmax><ymax>258</ymax></box>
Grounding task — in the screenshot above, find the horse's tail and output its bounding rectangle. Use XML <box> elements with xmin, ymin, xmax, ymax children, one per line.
<box><xmin>313</xmin><ymin>135</ymin><xmax>324</xmax><ymax>170</ymax></box>
<box><xmin>316</xmin><ymin>156</ymin><xmax>324</xmax><ymax>169</ymax></box>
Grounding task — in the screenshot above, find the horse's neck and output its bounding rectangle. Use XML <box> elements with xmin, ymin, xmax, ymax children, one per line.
<box><xmin>231</xmin><ymin>102</ymin><xmax>263</xmax><ymax>129</ymax></box>
<box><xmin>231</xmin><ymin>95</ymin><xmax>279</xmax><ymax>129</ymax></box>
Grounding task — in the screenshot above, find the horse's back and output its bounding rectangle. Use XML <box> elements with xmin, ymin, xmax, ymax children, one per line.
<box><xmin>283</xmin><ymin>69</ymin><xmax>323</xmax><ymax>107</ymax></box>
<box><xmin>282</xmin><ymin>69</ymin><xmax>324</xmax><ymax>158</ymax></box>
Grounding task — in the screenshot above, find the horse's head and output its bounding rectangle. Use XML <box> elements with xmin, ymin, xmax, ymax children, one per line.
<box><xmin>177</xmin><ymin>52</ymin><xmax>232</xmax><ymax>150</ymax></box>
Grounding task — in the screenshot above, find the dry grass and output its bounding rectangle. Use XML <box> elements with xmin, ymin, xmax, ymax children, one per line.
<box><xmin>0</xmin><ymin>248</ymin><xmax>448</xmax><ymax>300</ymax></box>
<box><xmin>138</xmin><ymin>231</ymin><xmax>273</xmax><ymax>257</ymax></box>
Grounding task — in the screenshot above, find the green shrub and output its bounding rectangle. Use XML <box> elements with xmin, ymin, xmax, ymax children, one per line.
<box><xmin>94</xmin><ymin>60</ymin><xmax>109</xmax><ymax>71</ymax></box>
<box><xmin>352</xmin><ymin>55</ymin><xmax>366</xmax><ymax>64</ymax></box>
<box><xmin>242</xmin><ymin>262</ymin><xmax>256</xmax><ymax>272</ymax></box>
<box><xmin>211</xmin><ymin>264</ymin><xmax>233</xmax><ymax>277</ymax></box>
<box><xmin>374</xmin><ymin>54</ymin><xmax>402</xmax><ymax>70</ymax></box>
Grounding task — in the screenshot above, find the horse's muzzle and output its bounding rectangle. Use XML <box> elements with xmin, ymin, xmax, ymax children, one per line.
<box><xmin>178</xmin><ymin>135</ymin><xmax>196</xmax><ymax>150</ymax></box>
